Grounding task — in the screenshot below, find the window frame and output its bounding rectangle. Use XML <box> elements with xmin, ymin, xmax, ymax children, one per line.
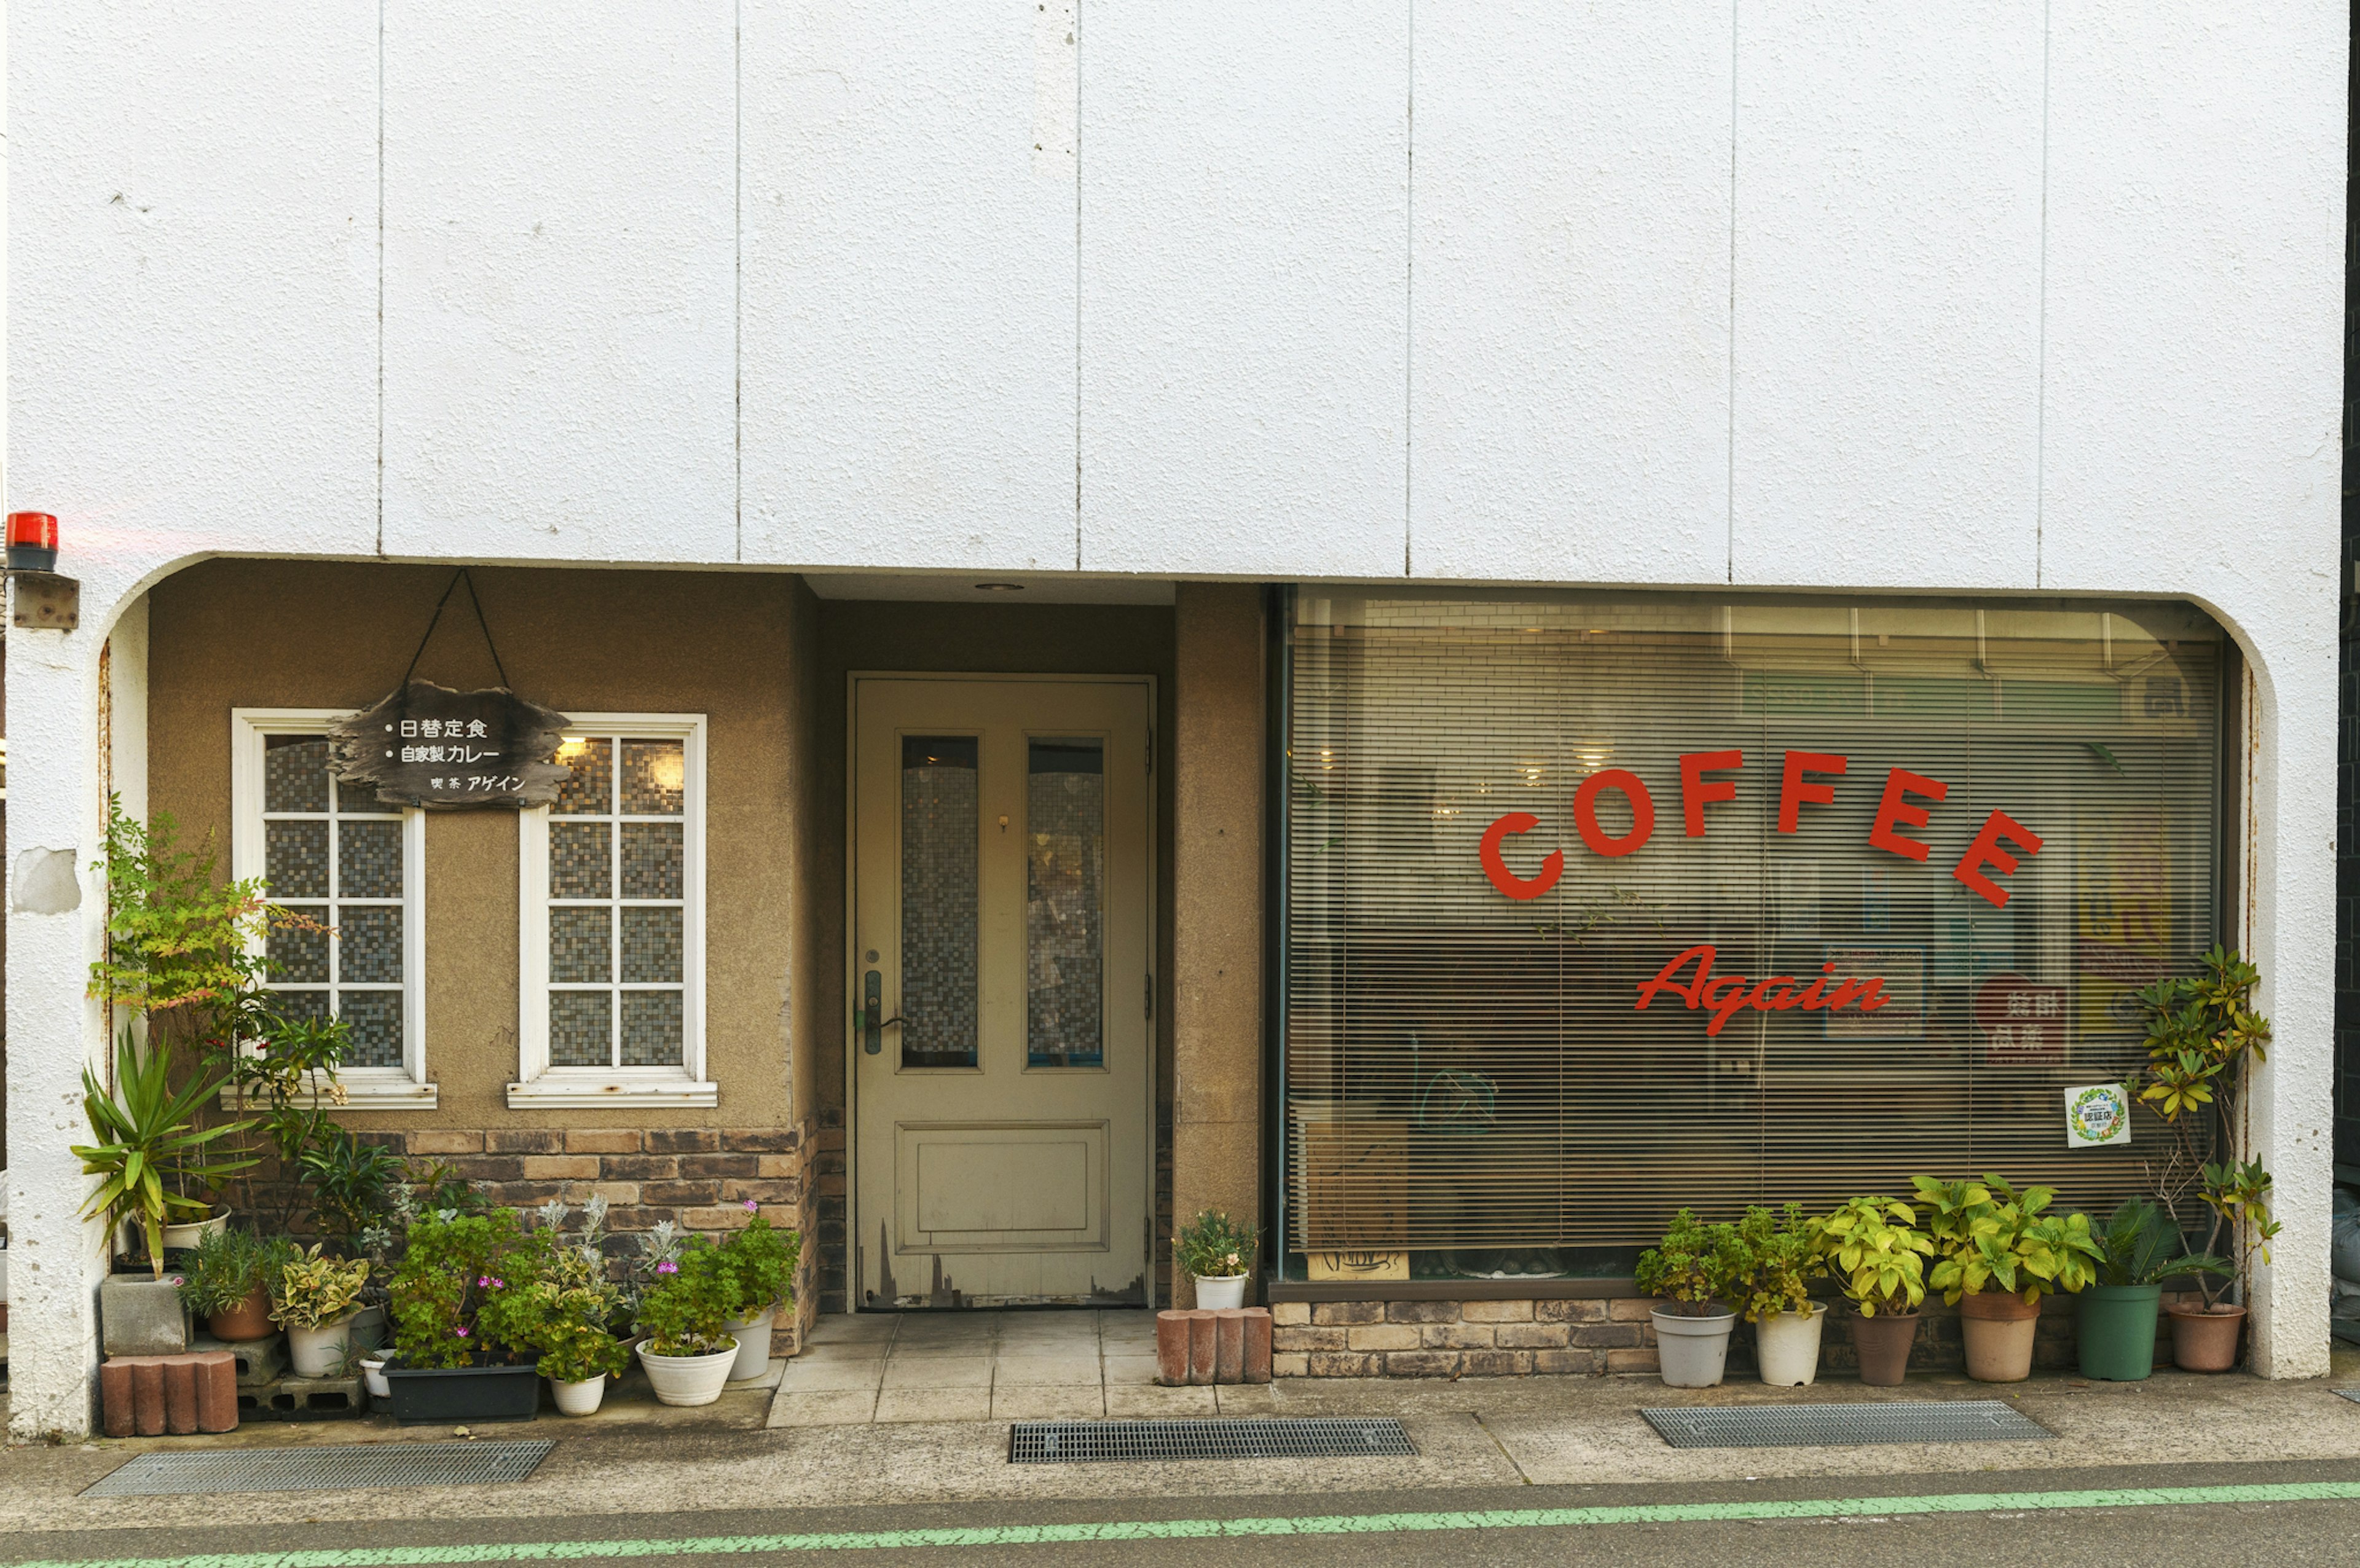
<box><xmin>230</xmin><ymin>708</ymin><xmax>434</xmax><ymax>1109</ymax></box>
<box><xmin>511</xmin><ymin>710</ymin><xmax>713</xmax><ymax>1108</ymax></box>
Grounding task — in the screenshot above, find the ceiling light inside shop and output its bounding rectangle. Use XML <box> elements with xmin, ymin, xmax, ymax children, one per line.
<box><xmin>649</xmin><ymin>751</ymin><xmax>686</xmax><ymax>795</ymax></box>
<box><xmin>556</xmin><ymin>736</ymin><xmax>590</xmax><ymax>762</ymax></box>
<box><xmin>974</xmin><ymin>581</ymin><xmax>1026</xmax><ymax>592</ymax></box>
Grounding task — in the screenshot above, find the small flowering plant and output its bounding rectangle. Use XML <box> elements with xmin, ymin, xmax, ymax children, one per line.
<box><xmin>717</xmin><ymin>1212</ymin><xmax>801</xmax><ymax>1315</ymax></box>
<box><xmin>1175</xmin><ymin>1210</ymin><xmax>1259</xmax><ymax>1281</ymax></box>
<box><xmin>387</xmin><ymin>1209</ymin><xmax>548</xmax><ymax>1370</ymax></box>
<box><xmin>634</xmin><ymin>1239</ymin><xmax>743</xmax><ymax>1357</ymax></box>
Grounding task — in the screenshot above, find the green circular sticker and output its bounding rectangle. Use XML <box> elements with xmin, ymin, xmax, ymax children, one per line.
<box><xmin>2071</xmin><ymin>1086</ymin><xmax>2126</xmax><ymax>1143</ymax></box>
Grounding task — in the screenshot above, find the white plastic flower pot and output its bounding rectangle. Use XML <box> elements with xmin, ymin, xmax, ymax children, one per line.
<box><xmin>1650</xmin><ymin>1307</ymin><xmax>1737</xmax><ymax>1388</ymax></box>
<box><xmin>1194</xmin><ymin>1274</ymin><xmax>1249</xmax><ymax>1311</ymax></box>
<box><xmin>1754</xmin><ymin>1303</ymin><xmax>1827</xmax><ymax>1387</ymax></box>
<box><xmin>360</xmin><ymin>1356</ymin><xmax>391</xmax><ymax>1399</ymax></box>
<box><xmin>723</xmin><ymin>1306</ymin><xmax>776</xmax><ymax>1382</ymax></box>
<box><xmin>550</xmin><ymin>1374</ymin><xmax>607</xmax><ymax>1416</ymax></box>
<box><xmin>287</xmin><ymin>1314</ymin><xmax>358</xmax><ymax>1379</ymax></box>
<box><xmin>636</xmin><ymin>1338</ymin><xmax>741</xmax><ymax>1408</ymax></box>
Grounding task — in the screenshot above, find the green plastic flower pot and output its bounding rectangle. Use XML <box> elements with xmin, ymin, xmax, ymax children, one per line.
<box><xmin>2077</xmin><ymin>1283</ymin><xmax>2163</xmax><ymax>1381</ymax></box>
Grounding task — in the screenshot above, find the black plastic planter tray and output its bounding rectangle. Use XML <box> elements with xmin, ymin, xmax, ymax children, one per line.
<box><xmin>381</xmin><ymin>1355</ymin><xmax>541</xmax><ymax>1425</ymax></box>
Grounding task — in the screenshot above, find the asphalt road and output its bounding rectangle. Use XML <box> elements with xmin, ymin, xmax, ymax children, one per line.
<box><xmin>5</xmin><ymin>1459</ymin><xmax>2359</xmax><ymax>1567</ymax></box>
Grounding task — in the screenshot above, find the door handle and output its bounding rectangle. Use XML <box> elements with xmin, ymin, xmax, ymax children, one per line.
<box><xmin>863</xmin><ymin>970</ymin><xmax>883</xmax><ymax>1055</ymax></box>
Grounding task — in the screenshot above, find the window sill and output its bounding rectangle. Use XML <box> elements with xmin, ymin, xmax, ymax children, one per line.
<box><xmin>506</xmin><ymin>1077</ymin><xmax>718</xmax><ymax>1110</ymax></box>
<box><xmin>217</xmin><ymin>1076</ymin><xmax>438</xmax><ymax>1112</ymax></box>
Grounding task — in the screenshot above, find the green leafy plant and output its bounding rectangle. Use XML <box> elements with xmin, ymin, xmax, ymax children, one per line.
<box><xmin>1911</xmin><ymin>1174</ymin><xmax>2103</xmax><ymax>1305</ymax></box>
<box><xmin>1809</xmin><ymin>1196</ymin><xmax>1934</xmax><ymax>1317</ymax></box>
<box><xmin>634</xmin><ymin>1240</ymin><xmax>745</xmax><ymax>1357</ymax></box>
<box><xmin>1728</xmin><ymin>1204</ymin><xmax>1822</xmax><ymax>1323</ymax></box>
<box><xmin>73</xmin><ymin>1032</ymin><xmax>257</xmax><ymax>1276</ymax></box>
<box><xmin>2092</xmin><ymin>1198</ymin><xmax>2232</xmax><ymax>1289</ymax></box>
<box><xmin>388</xmin><ymin>1209</ymin><xmax>546</xmax><ymax>1369</ymax></box>
<box><xmin>1175</xmin><ymin>1210</ymin><xmax>1259</xmax><ymax>1279</ymax></box>
<box><xmin>178</xmin><ymin>1227</ymin><xmax>297</xmax><ymax>1317</ymax></box>
<box><xmin>1634</xmin><ymin>1209</ymin><xmax>1744</xmax><ymax>1316</ymax></box>
<box><xmin>468</xmin><ymin>1200</ymin><xmax>630</xmax><ymax>1383</ymax></box>
<box><xmin>717</xmin><ymin>1212</ymin><xmax>801</xmax><ymax>1314</ymax></box>
<box><xmin>271</xmin><ymin>1244</ymin><xmax>372</xmax><ymax>1330</ymax></box>
<box><xmin>2132</xmin><ymin>949</ymin><xmax>2278</xmax><ymax>1313</ymax></box>
<box><xmin>299</xmin><ymin>1127</ymin><xmax>407</xmax><ymax>1244</ymax></box>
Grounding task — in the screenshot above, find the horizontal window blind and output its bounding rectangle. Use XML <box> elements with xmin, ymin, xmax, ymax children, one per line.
<box><xmin>1282</xmin><ymin>593</ymin><xmax>2224</xmax><ymax>1271</ymax></box>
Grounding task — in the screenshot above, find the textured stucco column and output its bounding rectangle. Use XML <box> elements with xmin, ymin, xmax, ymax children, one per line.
<box><xmin>6</xmin><ymin>596</ymin><xmax>118</xmax><ymax>1439</ymax></box>
<box><xmin>1170</xmin><ymin>584</ymin><xmax>1263</xmax><ymax>1307</ymax></box>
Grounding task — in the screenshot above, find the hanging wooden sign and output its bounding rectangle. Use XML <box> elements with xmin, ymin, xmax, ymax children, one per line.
<box><xmin>328</xmin><ymin>680</ymin><xmax>572</xmax><ymax>810</ymax></box>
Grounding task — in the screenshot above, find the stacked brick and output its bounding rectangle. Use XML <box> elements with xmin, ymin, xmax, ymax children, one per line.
<box><xmin>1155</xmin><ymin>1309</ymin><xmax>1273</xmax><ymax>1385</ymax></box>
<box><xmin>100</xmin><ymin>1352</ymin><xmax>238</xmax><ymax>1435</ymax></box>
<box><xmin>1270</xmin><ymin>1299</ymin><xmax>1661</xmax><ymax>1378</ymax></box>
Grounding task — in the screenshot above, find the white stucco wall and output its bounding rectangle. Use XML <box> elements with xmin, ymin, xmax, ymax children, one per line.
<box><xmin>6</xmin><ymin>3</ymin><xmax>2345</xmax><ymax>1432</ymax></box>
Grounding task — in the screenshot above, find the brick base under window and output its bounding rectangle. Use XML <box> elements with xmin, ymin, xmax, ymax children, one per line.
<box><xmin>294</xmin><ymin>1122</ymin><xmax>820</xmax><ymax>1356</ymax></box>
<box><xmin>1269</xmin><ymin>1292</ymin><xmax>2206</xmax><ymax>1378</ymax></box>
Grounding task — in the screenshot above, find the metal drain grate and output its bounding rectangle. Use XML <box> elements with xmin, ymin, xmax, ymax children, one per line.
<box><xmin>83</xmin><ymin>1440</ymin><xmax>556</xmax><ymax>1497</ymax></box>
<box><xmin>2333</xmin><ymin>1388</ymin><xmax>2360</xmax><ymax>1405</ymax></box>
<box><xmin>1642</xmin><ymin>1400</ymin><xmax>2053</xmax><ymax>1449</ymax></box>
<box><xmin>1009</xmin><ymin>1417</ymin><xmax>1416</xmax><ymax>1464</ymax></box>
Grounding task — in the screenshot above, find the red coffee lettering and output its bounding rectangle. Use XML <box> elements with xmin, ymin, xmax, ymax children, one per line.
<box><xmin>1635</xmin><ymin>944</ymin><xmax>1715</xmax><ymax>1011</ymax></box>
<box><xmin>1479</xmin><ymin>811</ymin><xmax>1564</xmax><ymax>901</ymax></box>
<box><xmin>1678</xmin><ymin>750</ymin><xmax>1744</xmax><ymax>837</ymax></box>
<box><xmin>1574</xmin><ymin>769</ymin><xmax>1656</xmax><ymax>858</ymax></box>
<box><xmin>1777</xmin><ymin>751</ymin><xmax>1847</xmax><ymax>833</ymax></box>
<box><xmin>1868</xmin><ymin>767</ymin><xmax>1949</xmax><ymax>863</ymax></box>
<box><xmin>1702</xmin><ymin>974</ymin><xmax>1752</xmax><ymax>1036</ymax></box>
<box><xmin>1953</xmin><ymin>810</ymin><xmax>2043</xmax><ymax>909</ymax></box>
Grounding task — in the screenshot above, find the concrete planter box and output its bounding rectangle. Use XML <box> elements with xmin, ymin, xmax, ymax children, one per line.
<box><xmin>100</xmin><ymin>1272</ymin><xmax>192</xmax><ymax>1356</ymax></box>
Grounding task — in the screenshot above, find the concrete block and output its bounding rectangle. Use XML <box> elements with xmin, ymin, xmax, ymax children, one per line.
<box><xmin>99</xmin><ymin>1360</ymin><xmax>136</xmax><ymax>1437</ymax></box>
<box><xmin>191</xmin><ymin>1332</ymin><xmax>286</xmax><ymax>1386</ymax></box>
<box><xmin>1214</xmin><ymin>1310</ymin><xmax>1244</xmax><ymax>1383</ymax></box>
<box><xmin>164</xmin><ymin>1359</ymin><xmax>199</xmax><ymax>1434</ymax></box>
<box><xmin>132</xmin><ymin>1359</ymin><xmax>167</xmax><ymax>1435</ymax></box>
<box><xmin>101</xmin><ymin>1275</ymin><xmax>191</xmax><ymax>1355</ymax></box>
<box><xmin>1242</xmin><ymin>1309</ymin><xmax>1272</xmax><ymax>1383</ymax></box>
<box><xmin>1186</xmin><ymin>1311</ymin><xmax>1216</xmax><ymax>1386</ymax></box>
<box><xmin>1155</xmin><ymin>1310</ymin><xmax>1190</xmax><ymax>1386</ymax></box>
<box><xmin>238</xmin><ymin>1375</ymin><xmax>369</xmax><ymax>1421</ymax></box>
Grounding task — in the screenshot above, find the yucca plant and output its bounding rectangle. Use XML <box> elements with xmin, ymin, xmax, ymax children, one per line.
<box><xmin>73</xmin><ymin>1032</ymin><xmax>258</xmax><ymax>1277</ymax></box>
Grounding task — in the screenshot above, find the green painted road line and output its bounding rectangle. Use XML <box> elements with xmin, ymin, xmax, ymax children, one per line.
<box><xmin>21</xmin><ymin>1481</ymin><xmax>2360</xmax><ymax>1567</ymax></box>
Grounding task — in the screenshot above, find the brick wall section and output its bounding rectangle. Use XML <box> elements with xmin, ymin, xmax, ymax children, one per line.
<box><xmin>816</xmin><ymin>1107</ymin><xmax>848</xmax><ymax>1312</ymax></box>
<box><xmin>1270</xmin><ymin>1292</ymin><xmax>2193</xmax><ymax>1378</ymax></box>
<box><xmin>337</xmin><ymin>1121</ymin><xmax>821</xmax><ymax>1355</ymax></box>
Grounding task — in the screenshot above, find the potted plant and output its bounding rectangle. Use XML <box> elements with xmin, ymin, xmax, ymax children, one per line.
<box><xmin>1915</xmin><ymin>1174</ymin><xmax>2102</xmax><ymax>1382</ymax></box>
<box><xmin>1731</xmin><ymin>1204</ymin><xmax>1824</xmax><ymax>1387</ymax></box>
<box><xmin>272</xmin><ymin>1244</ymin><xmax>372</xmax><ymax>1376</ymax></box>
<box><xmin>1809</xmin><ymin>1196</ymin><xmax>1934</xmax><ymax>1386</ymax></box>
<box><xmin>716</xmin><ymin>1205</ymin><xmax>802</xmax><ymax>1382</ymax></box>
<box><xmin>384</xmin><ymin>1209</ymin><xmax>547</xmax><ymax>1423</ymax></box>
<box><xmin>178</xmin><ymin>1227</ymin><xmax>294</xmax><ymax>1341</ymax></box>
<box><xmin>2133</xmin><ymin>948</ymin><xmax>2278</xmax><ymax>1371</ymax></box>
<box><xmin>484</xmin><ymin>1198</ymin><xmax>632</xmax><ymax>1414</ymax></box>
<box><xmin>2080</xmin><ymin>1198</ymin><xmax>2231</xmax><ymax>1381</ymax></box>
<box><xmin>74</xmin><ymin>1032</ymin><xmax>257</xmax><ymax>1277</ymax></box>
<box><xmin>1634</xmin><ymin>1209</ymin><xmax>1743</xmax><ymax>1387</ymax></box>
<box><xmin>1176</xmin><ymin>1209</ymin><xmax>1259</xmax><ymax>1311</ymax></box>
<box><xmin>634</xmin><ymin>1240</ymin><xmax>744</xmax><ymax>1407</ymax></box>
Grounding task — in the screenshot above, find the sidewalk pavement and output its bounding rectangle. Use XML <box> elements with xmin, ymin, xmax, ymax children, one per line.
<box><xmin>1</xmin><ymin>1320</ymin><xmax>2356</xmax><ymax>1541</ymax></box>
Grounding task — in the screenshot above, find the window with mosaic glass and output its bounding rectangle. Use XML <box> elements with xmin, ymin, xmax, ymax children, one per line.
<box><xmin>233</xmin><ymin>718</ymin><xmax>423</xmax><ymax>1089</ymax></box>
<box><xmin>539</xmin><ymin>728</ymin><xmax>696</xmax><ymax>1073</ymax></box>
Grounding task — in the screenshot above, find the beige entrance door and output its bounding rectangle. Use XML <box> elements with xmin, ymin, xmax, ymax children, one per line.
<box><xmin>852</xmin><ymin>676</ymin><xmax>1152</xmax><ymax>1307</ymax></box>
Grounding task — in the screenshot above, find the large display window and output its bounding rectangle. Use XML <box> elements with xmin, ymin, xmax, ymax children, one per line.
<box><xmin>1277</xmin><ymin>592</ymin><xmax>2228</xmax><ymax>1284</ymax></box>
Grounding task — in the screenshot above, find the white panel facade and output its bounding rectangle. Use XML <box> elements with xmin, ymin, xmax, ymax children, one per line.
<box><xmin>1731</xmin><ymin>2</ymin><xmax>2046</xmax><ymax>588</ymax></box>
<box><xmin>1079</xmin><ymin>0</ymin><xmax>1409</xmax><ymax>578</ymax></box>
<box><xmin>380</xmin><ymin>1</ymin><xmax>737</xmax><ymax>562</ymax></box>
<box><xmin>739</xmin><ymin>1</ymin><xmax>1079</xmax><ymax>571</ymax></box>
<box><xmin>9</xmin><ymin>0</ymin><xmax>378</xmax><ymax>563</ymax></box>
<box><xmin>1409</xmin><ymin>1</ymin><xmax>1731</xmax><ymax>586</ymax></box>
<box><xmin>2040</xmin><ymin>1</ymin><xmax>2345</xmax><ymax>1378</ymax></box>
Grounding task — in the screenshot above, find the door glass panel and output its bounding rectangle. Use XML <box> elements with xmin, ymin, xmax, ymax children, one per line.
<box><xmin>1026</xmin><ymin>739</ymin><xmax>1104</xmax><ymax>1068</ymax></box>
<box><xmin>900</xmin><ymin>735</ymin><xmax>980</xmax><ymax>1068</ymax></box>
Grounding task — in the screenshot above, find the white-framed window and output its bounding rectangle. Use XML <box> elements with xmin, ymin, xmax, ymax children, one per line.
<box><xmin>231</xmin><ymin>710</ymin><xmax>433</xmax><ymax>1108</ymax></box>
<box><xmin>511</xmin><ymin>713</ymin><xmax>712</xmax><ymax>1108</ymax></box>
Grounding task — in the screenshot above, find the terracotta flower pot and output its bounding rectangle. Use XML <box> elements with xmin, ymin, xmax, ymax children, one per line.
<box><xmin>1958</xmin><ymin>1290</ymin><xmax>2041</xmax><ymax>1382</ymax></box>
<box><xmin>1849</xmin><ymin>1309</ymin><xmax>1921</xmax><ymax>1386</ymax></box>
<box><xmin>2166</xmin><ymin>1303</ymin><xmax>2246</xmax><ymax>1372</ymax></box>
<box><xmin>206</xmin><ymin>1282</ymin><xmax>275</xmax><ymax>1343</ymax></box>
